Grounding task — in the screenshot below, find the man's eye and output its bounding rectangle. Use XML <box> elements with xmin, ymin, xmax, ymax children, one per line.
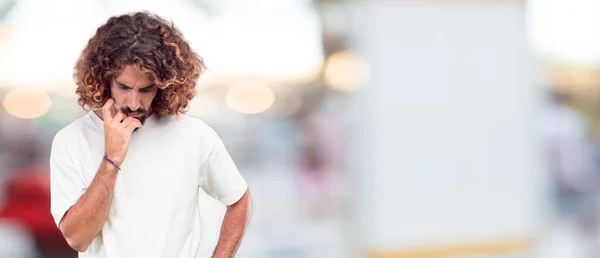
<box><xmin>139</xmin><ymin>88</ymin><xmax>152</xmax><ymax>93</ymax></box>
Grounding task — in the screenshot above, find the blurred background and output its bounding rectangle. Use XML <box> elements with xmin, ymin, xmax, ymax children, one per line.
<box><xmin>0</xmin><ymin>0</ymin><xmax>599</xmax><ymax>258</ymax></box>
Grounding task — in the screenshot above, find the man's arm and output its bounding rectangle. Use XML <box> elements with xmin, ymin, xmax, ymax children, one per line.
<box><xmin>54</xmin><ymin>99</ymin><xmax>141</xmax><ymax>252</ymax></box>
<box><xmin>58</xmin><ymin>161</ymin><xmax>119</xmax><ymax>252</ymax></box>
<box><xmin>212</xmin><ymin>189</ymin><xmax>252</xmax><ymax>258</ymax></box>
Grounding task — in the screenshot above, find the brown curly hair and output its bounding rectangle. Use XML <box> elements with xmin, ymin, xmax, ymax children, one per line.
<box><xmin>74</xmin><ymin>11</ymin><xmax>205</xmax><ymax>116</ymax></box>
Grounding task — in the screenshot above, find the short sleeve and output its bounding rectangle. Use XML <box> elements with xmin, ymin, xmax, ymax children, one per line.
<box><xmin>49</xmin><ymin>131</ymin><xmax>87</xmax><ymax>227</ymax></box>
<box><xmin>199</xmin><ymin>128</ymin><xmax>248</xmax><ymax>206</ymax></box>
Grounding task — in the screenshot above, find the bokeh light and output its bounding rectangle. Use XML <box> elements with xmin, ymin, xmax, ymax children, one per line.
<box><xmin>323</xmin><ymin>51</ymin><xmax>370</xmax><ymax>92</ymax></box>
<box><xmin>3</xmin><ymin>89</ymin><xmax>52</xmax><ymax>119</ymax></box>
<box><xmin>225</xmin><ymin>81</ymin><xmax>276</xmax><ymax>114</ymax></box>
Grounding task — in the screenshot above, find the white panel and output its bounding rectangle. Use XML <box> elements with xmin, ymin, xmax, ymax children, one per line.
<box><xmin>348</xmin><ymin>1</ymin><xmax>546</xmax><ymax>251</ymax></box>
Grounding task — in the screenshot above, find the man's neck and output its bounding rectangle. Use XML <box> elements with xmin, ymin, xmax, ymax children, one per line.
<box><xmin>93</xmin><ymin>110</ymin><xmax>107</xmax><ymax>121</ymax></box>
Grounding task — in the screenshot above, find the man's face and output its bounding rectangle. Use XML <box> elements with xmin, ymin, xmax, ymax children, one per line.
<box><xmin>110</xmin><ymin>64</ymin><xmax>158</xmax><ymax>126</ymax></box>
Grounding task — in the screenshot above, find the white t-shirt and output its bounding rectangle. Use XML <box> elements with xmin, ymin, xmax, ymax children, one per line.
<box><xmin>49</xmin><ymin>111</ymin><xmax>248</xmax><ymax>258</ymax></box>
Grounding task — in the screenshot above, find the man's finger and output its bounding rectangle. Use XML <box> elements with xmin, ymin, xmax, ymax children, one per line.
<box><xmin>118</xmin><ymin>117</ymin><xmax>136</xmax><ymax>129</ymax></box>
<box><xmin>111</xmin><ymin>110</ymin><xmax>125</xmax><ymax>126</ymax></box>
<box><xmin>124</xmin><ymin>119</ymin><xmax>142</xmax><ymax>132</ymax></box>
<box><xmin>119</xmin><ymin>117</ymin><xmax>141</xmax><ymax>130</ymax></box>
<box><xmin>102</xmin><ymin>99</ymin><xmax>115</xmax><ymax>124</ymax></box>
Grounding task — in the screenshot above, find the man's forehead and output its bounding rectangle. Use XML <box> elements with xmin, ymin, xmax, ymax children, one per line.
<box><xmin>114</xmin><ymin>65</ymin><xmax>155</xmax><ymax>88</ymax></box>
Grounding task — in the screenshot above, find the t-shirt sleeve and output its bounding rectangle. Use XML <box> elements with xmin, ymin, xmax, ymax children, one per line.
<box><xmin>199</xmin><ymin>128</ymin><xmax>248</xmax><ymax>206</ymax></box>
<box><xmin>49</xmin><ymin>131</ymin><xmax>87</xmax><ymax>228</ymax></box>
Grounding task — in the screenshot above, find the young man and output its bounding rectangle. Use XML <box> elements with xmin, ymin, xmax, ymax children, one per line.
<box><xmin>49</xmin><ymin>12</ymin><xmax>252</xmax><ymax>258</ymax></box>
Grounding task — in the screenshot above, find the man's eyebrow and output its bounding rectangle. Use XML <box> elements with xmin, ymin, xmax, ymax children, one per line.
<box><xmin>116</xmin><ymin>81</ymin><xmax>155</xmax><ymax>90</ymax></box>
<box><xmin>140</xmin><ymin>84</ymin><xmax>156</xmax><ymax>90</ymax></box>
<box><xmin>116</xmin><ymin>81</ymin><xmax>133</xmax><ymax>89</ymax></box>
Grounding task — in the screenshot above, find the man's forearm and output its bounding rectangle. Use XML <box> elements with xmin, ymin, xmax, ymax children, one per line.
<box><xmin>59</xmin><ymin>160</ymin><xmax>119</xmax><ymax>252</ymax></box>
<box><xmin>213</xmin><ymin>190</ymin><xmax>252</xmax><ymax>258</ymax></box>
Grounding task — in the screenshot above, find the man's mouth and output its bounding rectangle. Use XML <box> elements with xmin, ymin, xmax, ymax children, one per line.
<box><xmin>126</xmin><ymin>112</ymin><xmax>147</xmax><ymax>127</ymax></box>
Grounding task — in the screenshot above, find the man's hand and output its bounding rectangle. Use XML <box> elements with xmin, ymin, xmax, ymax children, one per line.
<box><xmin>102</xmin><ymin>99</ymin><xmax>141</xmax><ymax>165</ymax></box>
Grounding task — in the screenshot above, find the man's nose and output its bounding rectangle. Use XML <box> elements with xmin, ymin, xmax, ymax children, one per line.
<box><xmin>127</xmin><ymin>92</ymin><xmax>141</xmax><ymax>111</ymax></box>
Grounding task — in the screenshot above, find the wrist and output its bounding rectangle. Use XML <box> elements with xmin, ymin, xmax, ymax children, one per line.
<box><xmin>105</xmin><ymin>153</ymin><xmax>122</xmax><ymax>164</ymax></box>
<box><xmin>103</xmin><ymin>154</ymin><xmax>122</xmax><ymax>170</ymax></box>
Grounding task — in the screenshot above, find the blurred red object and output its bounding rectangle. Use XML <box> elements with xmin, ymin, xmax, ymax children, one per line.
<box><xmin>0</xmin><ymin>164</ymin><xmax>72</xmax><ymax>252</ymax></box>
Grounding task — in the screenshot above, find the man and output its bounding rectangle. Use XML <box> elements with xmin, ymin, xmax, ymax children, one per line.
<box><xmin>49</xmin><ymin>12</ymin><xmax>252</xmax><ymax>258</ymax></box>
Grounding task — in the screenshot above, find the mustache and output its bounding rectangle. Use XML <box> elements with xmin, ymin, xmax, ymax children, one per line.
<box><xmin>120</xmin><ymin>106</ymin><xmax>147</xmax><ymax>116</ymax></box>
<box><xmin>118</xmin><ymin>106</ymin><xmax>148</xmax><ymax>128</ymax></box>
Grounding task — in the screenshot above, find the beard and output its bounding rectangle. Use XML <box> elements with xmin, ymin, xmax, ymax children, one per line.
<box><xmin>120</xmin><ymin>106</ymin><xmax>149</xmax><ymax>127</ymax></box>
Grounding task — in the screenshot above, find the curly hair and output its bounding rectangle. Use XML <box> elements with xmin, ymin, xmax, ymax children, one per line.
<box><xmin>74</xmin><ymin>11</ymin><xmax>205</xmax><ymax>116</ymax></box>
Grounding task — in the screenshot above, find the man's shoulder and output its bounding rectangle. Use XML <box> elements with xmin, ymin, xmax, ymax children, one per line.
<box><xmin>172</xmin><ymin>114</ymin><xmax>224</xmax><ymax>146</ymax></box>
<box><xmin>177</xmin><ymin>114</ymin><xmax>216</xmax><ymax>133</ymax></box>
<box><xmin>53</xmin><ymin>112</ymin><xmax>95</xmax><ymax>143</ymax></box>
